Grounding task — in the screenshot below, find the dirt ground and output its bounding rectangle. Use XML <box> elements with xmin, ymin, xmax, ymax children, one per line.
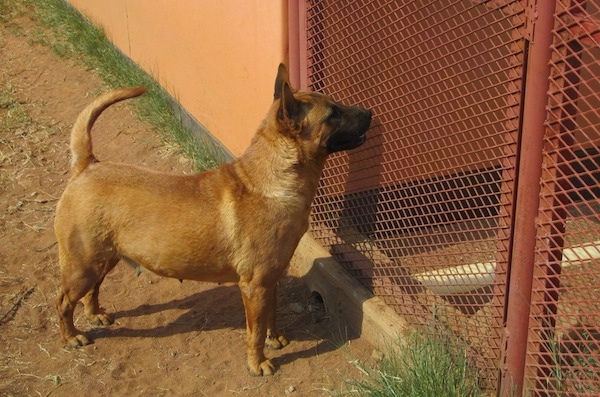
<box><xmin>0</xmin><ymin>14</ymin><xmax>374</xmax><ymax>397</ymax></box>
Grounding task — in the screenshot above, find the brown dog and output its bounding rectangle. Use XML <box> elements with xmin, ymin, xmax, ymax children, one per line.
<box><xmin>54</xmin><ymin>64</ymin><xmax>372</xmax><ymax>376</ymax></box>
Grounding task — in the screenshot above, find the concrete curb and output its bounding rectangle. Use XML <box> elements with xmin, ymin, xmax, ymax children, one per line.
<box><xmin>289</xmin><ymin>234</ymin><xmax>408</xmax><ymax>347</ymax></box>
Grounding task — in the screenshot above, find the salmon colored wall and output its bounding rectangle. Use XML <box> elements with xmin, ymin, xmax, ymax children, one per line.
<box><xmin>66</xmin><ymin>0</ymin><xmax>288</xmax><ymax>157</ymax></box>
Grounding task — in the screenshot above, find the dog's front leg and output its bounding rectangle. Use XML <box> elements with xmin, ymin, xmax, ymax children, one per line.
<box><xmin>265</xmin><ymin>286</ymin><xmax>289</xmax><ymax>350</ymax></box>
<box><xmin>239</xmin><ymin>282</ymin><xmax>276</xmax><ymax>376</ymax></box>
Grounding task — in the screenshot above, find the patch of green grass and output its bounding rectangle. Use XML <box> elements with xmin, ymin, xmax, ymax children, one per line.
<box><xmin>3</xmin><ymin>104</ymin><xmax>30</xmax><ymax>130</ymax></box>
<box><xmin>0</xmin><ymin>90</ymin><xmax>17</xmax><ymax>110</ymax></box>
<box><xmin>538</xmin><ymin>330</ymin><xmax>600</xmax><ymax>395</ymax></box>
<box><xmin>0</xmin><ymin>88</ymin><xmax>30</xmax><ymax>131</ymax></box>
<box><xmin>345</xmin><ymin>326</ymin><xmax>484</xmax><ymax>397</ymax></box>
<box><xmin>2</xmin><ymin>0</ymin><xmax>222</xmax><ymax>171</ymax></box>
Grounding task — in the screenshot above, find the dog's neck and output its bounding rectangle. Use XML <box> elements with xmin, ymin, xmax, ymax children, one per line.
<box><xmin>232</xmin><ymin>125</ymin><xmax>325</xmax><ymax>205</ymax></box>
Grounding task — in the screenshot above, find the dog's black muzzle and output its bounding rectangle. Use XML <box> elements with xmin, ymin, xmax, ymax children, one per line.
<box><xmin>326</xmin><ymin>106</ymin><xmax>372</xmax><ymax>153</ymax></box>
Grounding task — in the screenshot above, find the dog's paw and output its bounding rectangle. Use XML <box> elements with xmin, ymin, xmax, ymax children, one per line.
<box><xmin>265</xmin><ymin>335</ymin><xmax>289</xmax><ymax>350</ymax></box>
<box><xmin>66</xmin><ymin>333</ymin><xmax>91</xmax><ymax>348</ymax></box>
<box><xmin>248</xmin><ymin>359</ymin><xmax>276</xmax><ymax>376</ymax></box>
<box><xmin>86</xmin><ymin>313</ymin><xmax>113</xmax><ymax>326</ymax></box>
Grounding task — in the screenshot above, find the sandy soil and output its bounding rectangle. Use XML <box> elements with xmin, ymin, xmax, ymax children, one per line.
<box><xmin>0</xmin><ymin>14</ymin><xmax>373</xmax><ymax>397</ymax></box>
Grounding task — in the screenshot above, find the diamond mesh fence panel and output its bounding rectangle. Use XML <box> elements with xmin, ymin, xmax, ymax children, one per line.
<box><xmin>304</xmin><ymin>0</ymin><xmax>600</xmax><ymax>394</ymax></box>
<box><xmin>305</xmin><ymin>0</ymin><xmax>525</xmax><ymax>389</ymax></box>
<box><xmin>525</xmin><ymin>1</ymin><xmax>600</xmax><ymax>395</ymax></box>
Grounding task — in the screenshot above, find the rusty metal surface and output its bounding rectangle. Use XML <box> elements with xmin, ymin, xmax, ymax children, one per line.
<box><xmin>526</xmin><ymin>1</ymin><xmax>600</xmax><ymax>395</ymax></box>
<box><xmin>303</xmin><ymin>0</ymin><xmax>600</xmax><ymax>394</ymax></box>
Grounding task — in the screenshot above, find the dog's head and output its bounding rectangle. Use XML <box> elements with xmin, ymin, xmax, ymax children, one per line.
<box><xmin>273</xmin><ymin>64</ymin><xmax>372</xmax><ymax>160</ymax></box>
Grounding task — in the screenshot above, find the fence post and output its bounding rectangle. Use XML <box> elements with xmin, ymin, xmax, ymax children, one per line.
<box><xmin>287</xmin><ymin>0</ymin><xmax>308</xmax><ymax>91</ymax></box>
<box><xmin>500</xmin><ymin>1</ymin><xmax>557</xmax><ymax>396</ymax></box>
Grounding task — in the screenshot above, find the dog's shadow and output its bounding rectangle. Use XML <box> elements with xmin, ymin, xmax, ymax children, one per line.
<box><xmin>99</xmin><ymin>284</ymin><xmax>246</xmax><ymax>336</ymax></box>
<box><xmin>87</xmin><ymin>276</ymin><xmax>351</xmax><ymax>367</ymax></box>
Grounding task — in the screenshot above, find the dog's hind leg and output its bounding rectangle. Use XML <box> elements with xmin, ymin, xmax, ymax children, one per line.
<box><xmin>55</xmin><ymin>269</ymin><xmax>98</xmax><ymax>348</ymax></box>
<box><xmin>81</xmin><ymin>269</ymin><xmax>115</xmax><ymax>327</ymax></box>
<box><xmin>56</xmin><ymin>254</ymin><xmax>115</xmax><ymax>348</ymax></box>
<box><xmin>265</xmin><ymin>286</ymin><xmax>289</xmax><ymax>350</ymax></box>
<box><xmin>56</xmin><ymin>289</ymin><xmax>90</xmax><ymax>348</ymax></box>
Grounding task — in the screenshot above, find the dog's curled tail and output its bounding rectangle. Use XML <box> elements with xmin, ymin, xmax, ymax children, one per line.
<box><xmin>70</xmin><ymin>87</ymin><xmax>147</xmax><ymax>176</ymax></box>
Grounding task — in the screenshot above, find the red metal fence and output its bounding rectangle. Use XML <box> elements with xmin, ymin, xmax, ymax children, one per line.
<box><xmin>294</xmin><ymin>0</ymin><xmax>600</xmax><ymax>395</ymax></box>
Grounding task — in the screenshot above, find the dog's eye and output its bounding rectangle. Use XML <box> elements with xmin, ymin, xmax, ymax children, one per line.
<box><xmin>327</xmin><ymin>107</ymin><xmax>341</xmax><ymax>123</ymax></box>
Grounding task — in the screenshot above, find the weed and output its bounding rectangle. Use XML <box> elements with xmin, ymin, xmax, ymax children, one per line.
<box><xmin>1</xmin><ymin>97</ymin><xmax>30</xmax><ymax>131</ymax></box>
<box><xmin>344</xmin><ymin>326</ymin><xmax>484</xmax><ymax>397</ymax></box>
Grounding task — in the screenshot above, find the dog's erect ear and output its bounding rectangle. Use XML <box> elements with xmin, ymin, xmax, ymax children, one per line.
<box><xmin>278</xmin><ymin>81</ymin><xmax>304</xmax><ymax>124</ymax></box>
<box><xmin>275</xmin><ymin>63</ymin><xmax>304</xmax><ymax>126</ymax></box>
<box><xmin>274</xmin><ymin>63</ymin><xmax>291</xmax><ymax>100</ymax></box>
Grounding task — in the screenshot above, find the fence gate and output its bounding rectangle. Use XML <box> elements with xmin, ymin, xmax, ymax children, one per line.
<box><xmin>293</xmin><ymin>0</ymin><xmax>600</xmax><ymax>395</ymax></box>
